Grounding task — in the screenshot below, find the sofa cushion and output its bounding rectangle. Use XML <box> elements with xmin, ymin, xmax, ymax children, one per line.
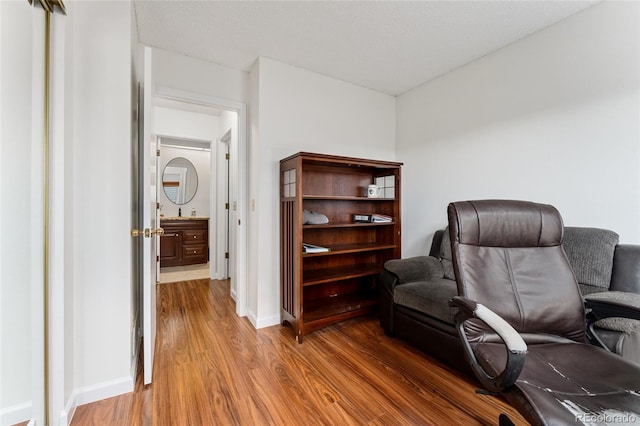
<box><xmin>438</xmin><ymin>228</ymin><xmax>456</xmax><ymax>280</ymax></box>
<box><xmin>563</xmin><ymin>227</ymin><xmax>618</xmax><ymax>290</ymax></box>
<box><xmin>384</xmin><ymin>256</ymin><xmax>444</xmax><ymax>283</ymax></box>
<box><xmin>579</xmin><ymin>283</ymin><xmax>603</xmax><ymax>296</ymax></box>
<box><xmin>394</xmin><ymin>278</ymin><xmax>458</xmax><ymax>324</ymax></box>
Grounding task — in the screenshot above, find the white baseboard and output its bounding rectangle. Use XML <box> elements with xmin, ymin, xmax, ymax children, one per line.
<box><xmin>230</xmin><ymin>287</ymin><xmax>237</xmax><ymax>301</ymax></box>
<box><xmin>247</xmin><ymin>309</ymin><xmax>280</xmax><ymax>330</ymax></box>
<box><xmin>56</xmin><ymin>337</ymin><xmax>139</xmax><ymax>426</ymax></box>
<box><xmin>73</xmin><ymin>376</ymin><xmax>134</xmax><ymax>407</ymax></box>
<box><xmin>0</xmin><ymin>401</ymin><xmax>31</xmax><ymax>426</ymax></box>
<box><xmin>247</xmin><ymin>308</ymin><xmax>257</xmax><ymax>328</ymax></box>
<box><xmin>61</xmin><ymin>393</ymin><xmax>76</xmax><ymax>426</ymax></box>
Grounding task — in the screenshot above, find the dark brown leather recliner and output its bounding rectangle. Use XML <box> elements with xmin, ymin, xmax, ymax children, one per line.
<box><xmin>447</xmin><ymin>200</ymin><xmax>640</xmax><ymax>426</ymax></box>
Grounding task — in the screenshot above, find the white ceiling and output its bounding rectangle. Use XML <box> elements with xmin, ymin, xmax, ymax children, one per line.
<box><xmin>134</xmin><ymin>0</ymin><xmax>597</xmax><ymax>96</ymax></box>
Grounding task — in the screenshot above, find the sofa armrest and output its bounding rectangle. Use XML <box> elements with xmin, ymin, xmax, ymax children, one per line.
<box><xmin>379</xmin><ymin>256</ymin><xmax>444</xmax><ymax>335</ymax></box>
<box><xmin>383</xmin><ymin>256</ymin><xmax>444</xmax><ymax>285</ymax></box>
<box><xmin>611</xmin><ymin>244</ymin><xmax>640</xmax><ymax>294</ymax></box>
<box><xmin>585</xmin><ymin>291</ymin><xmax>640</xmax><ymax>350</ymax></box>
<box><xmin>585</xmin><ymin>291</ymin><xmax>640</xmax><ymax>322</ymax></box>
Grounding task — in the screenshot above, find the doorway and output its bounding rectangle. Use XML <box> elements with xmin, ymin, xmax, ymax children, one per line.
<box><xmin>157</xmin><ymin>134</ymin><xmax>217</xmax><ymax>284</ymax></box>
<box><xmin>152</xmin><ymin>89</ymin><xmax>248</xmax><ymax>316</ymax></box>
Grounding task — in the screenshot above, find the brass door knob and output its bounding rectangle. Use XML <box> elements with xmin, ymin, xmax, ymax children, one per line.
<box><xmin>131</xmin><ymin>228</ymin><xmax>150</xmax><ymax>238</ymax></box>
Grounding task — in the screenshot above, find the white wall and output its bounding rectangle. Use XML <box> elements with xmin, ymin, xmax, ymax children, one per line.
<box><xmin>71</xmin><ymin>0</ymin><xmax>134</xmax><ymax>405</ymax></box>
<box><xmin>159</xmin><ymin>146</ymin><xmax>211</xmax><ymax>218</ymax></box>
<box><xmin>397</xmin><ymin>1</ymin><xmax>640</xmax><ymax>256</ymax></box>
<box><xmin>249</xmin><ymin>57</ymin><xmax>396</xmax><ymax>327</ymax></box>
<box><xmin>0</xmin><ymin>3</ymin><xmax>45</xmax><ymax>423</ymax></box>
<box><xmin>154</xmin><ymin>106</ymin><xmax>219</xmax><ymax>141</ymax></box>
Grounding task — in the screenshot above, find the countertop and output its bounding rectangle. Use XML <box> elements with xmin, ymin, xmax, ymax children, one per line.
<box><xmin>160</xmin><ymin>216</ymin><xmax>210</xmax><ymax>221</ymax></box>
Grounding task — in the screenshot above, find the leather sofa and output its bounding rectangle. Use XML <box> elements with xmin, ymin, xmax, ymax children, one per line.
<box><xmin>380</xmin><ymin>226</ymin><xmax>640</xmax><ymax>373</ymax></box>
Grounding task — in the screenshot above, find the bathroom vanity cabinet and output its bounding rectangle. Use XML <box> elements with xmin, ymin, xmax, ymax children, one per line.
<box><xmin>159</xmin><ymin>218</ymin><xmax>209</xmax><ymax>267</ymax></box>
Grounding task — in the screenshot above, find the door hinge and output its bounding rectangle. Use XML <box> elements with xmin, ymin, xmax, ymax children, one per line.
<box><xmin>156</xmin><ymin>202</ymin><xmax>160</xmax><ymax>210</ymax></box>
<box><xmin>225</xmin><ymin>203</ymin><xmax>229</xmax><ymax>210</ymax></box>
<box><xmin>225</xmin><ymin>252</ymin><xmax>229</xmax><ymax>259</ymax></box>
<box><xmin>225</xmin><ymin>153</ymin><xmax>229</xmax><ymax>160</ymax></box>
<box><xmin>156</xmin><ymin>149</ymin><xmax>160</xmax><ymax>157</ymax></box>
<box><xmin>156</xmin><ymin>255</ymin><xmax>159</xmax><ymax>262</ymax></box>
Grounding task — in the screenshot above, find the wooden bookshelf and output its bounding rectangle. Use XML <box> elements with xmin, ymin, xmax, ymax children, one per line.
<box><xmin>280</xmin><ymin>152</ymin><xmax>402</xmax><ymax>342</ymax></box>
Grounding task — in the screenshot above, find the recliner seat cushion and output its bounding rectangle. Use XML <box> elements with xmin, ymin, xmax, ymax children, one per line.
<box><xmin>394</xmin><ymin>278</ymin><xmax>458</xmax><ymax>324</ymax></box>
<box><xmin>474</xmin><ymin>341</ymin><xmax>640</xmax><ymax>424</ymax></box>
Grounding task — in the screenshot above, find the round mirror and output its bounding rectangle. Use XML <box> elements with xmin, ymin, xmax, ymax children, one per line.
<box><xmin>162</xmin><ymin>157</ymin><xmax>198</xmax><ymax>205</ymax></box>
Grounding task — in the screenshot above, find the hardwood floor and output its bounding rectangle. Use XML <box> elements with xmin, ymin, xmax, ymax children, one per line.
<box><xmin>71</xmin><ymin>279</ymin><xmax>526</xmax><ymax>425</ymax></box>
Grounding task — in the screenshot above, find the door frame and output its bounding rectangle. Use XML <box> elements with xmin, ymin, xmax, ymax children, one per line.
<box><xmin>215</xmin><ymin>130</ymin><xmax>231</xmax><ymax>280</ymax></box>
<box><xmin>154</xmin><ymin>87</ymin><xmax>248</xmax><ymax>317</ymax></box>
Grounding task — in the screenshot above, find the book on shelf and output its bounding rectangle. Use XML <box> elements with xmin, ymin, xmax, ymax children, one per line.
<box><xmin>302</xmin><ymin>243</ymin><xmax>330</xmax><ymax>253</ymax></box>
<box><xmin>353</xmin><ymin>214</ymin><xmax>393</xmax><ymax>223</ymax></box>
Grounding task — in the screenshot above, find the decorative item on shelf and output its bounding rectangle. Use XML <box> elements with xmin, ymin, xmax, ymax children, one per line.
<box><xmin>366</xmin><ymin>184</ymin><xmax>382</xmax><ymax>198</ymax></box>
<box><xmin>302</xmin><ymin>209</ymin><xmax>329</xmax><ymax>224</ymax></box>
<box><xmin>302</xmin><ymin>243</ymin><xmax>330</xmax><ymax>253</ymax></box>
<box><xmin>353</xmin><ymin>213</ymin><xmax>393</xmax><ymax>223</ymax></box>
<box><xmin>375</xmin><ymin>175</ymin><xmax>396</xmax><ymax>198</ymax></box>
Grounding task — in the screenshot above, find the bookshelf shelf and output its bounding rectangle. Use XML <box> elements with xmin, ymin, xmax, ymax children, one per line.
<box><xmin>303</xmin><ymin>264</ymin><xmax>381</xmax><ymax>286</ymax></box>
<box><xmin>302</xmin><ymin>195</ymin><xmax>396</xmax><ymax>201</ymax></box>
<box><xmin>303</xmin><ymin>222</ymin><xmax>396</xmax><ymax>229</ymax></box>
<box><xmin>301</xmin><ymin>243</ymin><xmax>396</xmax><ymax>257</ymax></box>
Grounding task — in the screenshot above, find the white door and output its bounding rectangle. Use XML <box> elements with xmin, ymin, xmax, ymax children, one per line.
<box><xmin>140</xmin><ymin>46</ymin><xmax>160</xmax><ymax>385</ymax></box>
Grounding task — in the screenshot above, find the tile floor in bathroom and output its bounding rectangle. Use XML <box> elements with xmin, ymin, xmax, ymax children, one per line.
<box><xmin>159</xmin><ymin>262</ymin><xmax>210</xmax><ymax>283</ymax></box>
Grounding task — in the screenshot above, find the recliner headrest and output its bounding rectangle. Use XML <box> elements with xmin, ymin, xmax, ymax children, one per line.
<box><xmin>448</xmin><ymin>199</ymin><xmax>563</xmax><ymax>248</ymax></box>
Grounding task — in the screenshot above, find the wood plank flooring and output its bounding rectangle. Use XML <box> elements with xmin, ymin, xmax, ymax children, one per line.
<box><xmin>71</xmin><ymin>279</ymin><xmax>526</xmax><ymax>425</ymax></box>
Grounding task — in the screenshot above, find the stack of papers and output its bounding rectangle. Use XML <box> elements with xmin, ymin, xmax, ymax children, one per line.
<box><xmin>302</xmin><ymin>243</ymin><xmax>330</xmax><ymax>253</ymax></box>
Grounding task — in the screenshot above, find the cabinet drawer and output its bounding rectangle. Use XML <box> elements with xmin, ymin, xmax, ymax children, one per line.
<box><xmin>183</xmin><ymin>230</ymin><xmax>207</xmax><ymax>244</ymax></box>
<box><xmin>182</xmin><ymin>244</ymin><xmax>207</xmax><ymax>260</ymax></box>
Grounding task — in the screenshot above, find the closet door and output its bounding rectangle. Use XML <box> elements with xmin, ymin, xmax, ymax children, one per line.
<box><xmin>0</xmin><ymin>2</ymin><xmax>47</xmax><ymax>424</ymax></box>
